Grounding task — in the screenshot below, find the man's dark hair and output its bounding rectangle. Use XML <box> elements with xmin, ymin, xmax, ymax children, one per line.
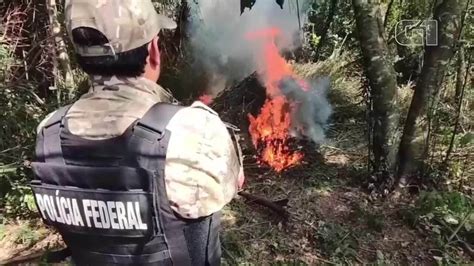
<box><xmin>72</xmin><ymin>27</ymin><xmax>149</xmax><ymax>77</ymax></box>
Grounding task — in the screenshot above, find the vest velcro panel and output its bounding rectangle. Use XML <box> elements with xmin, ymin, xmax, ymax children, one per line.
<box><xmin>32</xmin><ymin>163</ymin><xmax>153</xmax><ymax>191</ymax></box>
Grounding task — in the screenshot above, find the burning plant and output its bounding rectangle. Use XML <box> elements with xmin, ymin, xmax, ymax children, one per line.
<box><xmin>190</xmin><ymin>0</ymin><xmax>332</xmax><ymax>173</ymax></box>
<box><xmin>246</xmin><ymin>28</ymin><xmax>331</xmax><ymax>172</ymax></box>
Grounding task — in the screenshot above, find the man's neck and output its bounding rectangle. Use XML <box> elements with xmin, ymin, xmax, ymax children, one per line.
<box><xmin>90</xmin><ymin>75</ymin><xmax>176</xmax><ymax>103</ymax></box>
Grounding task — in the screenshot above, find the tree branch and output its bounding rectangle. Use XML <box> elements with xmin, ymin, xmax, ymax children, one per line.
<box><xmin>383</xmin><ymin>0</ymin><xmax>396</xmax><ymax>28</ymax></box>
<box><xmin>444</xmin><ymin>48</ymin><xmax>471</xmax><ymax>164</ymax></box>
<box><xmin>238</xmin><ymin>191</ymin><xmax>289</xmax><ymax>218</ymax></box>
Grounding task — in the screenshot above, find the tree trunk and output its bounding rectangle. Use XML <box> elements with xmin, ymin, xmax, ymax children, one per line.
<box><xmin>397</xmin><ymin>0</ymin><xmax>466</xmax><ymax>183</ymax></box>
<box><xmin>46</xmin><ymin>0</ymin><xmax>74</xmax><ymax>100</ymax></box>
<box><xmin>315</xmin><ymin>0</ymin><xmax>338</xmax><ymax>61</ymax></box>
<box><xmin>352</xmin><ymin>0</ymin><xmax>399</xmax><ymax>189</ymax></box>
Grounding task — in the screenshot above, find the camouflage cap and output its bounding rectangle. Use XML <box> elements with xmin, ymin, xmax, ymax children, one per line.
<box><xmin>65</xmin><ymin>0</ymin><xmax>177</xmax><ymax>57</ymax></box>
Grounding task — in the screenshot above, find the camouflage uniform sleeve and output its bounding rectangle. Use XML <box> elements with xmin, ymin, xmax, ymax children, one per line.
<box><xmin>164</xmin><ymin>101</ymin><xmax>242</xmax><ymax>219</ymax></box>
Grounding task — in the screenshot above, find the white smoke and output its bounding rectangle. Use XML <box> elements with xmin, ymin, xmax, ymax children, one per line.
<box><xmin>279</xmin><ymin>77</ymin><xmax>332</xmax><ymax>144</ymax></box>
<box><xmin>188</xmin><ymin>0</ymin><xmax>332</xmax><ymax>144</ymax></box>
<box><xmin>188</xmin><ymin>0</ymin><xmax>305</xmax><ymax>93</ymax></box>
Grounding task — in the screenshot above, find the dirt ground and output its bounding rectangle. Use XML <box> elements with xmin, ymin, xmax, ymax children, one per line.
<box><xmin>218</xmin><ymin>111</ymin><xmax>444</xmax><ymax>264</ymax></box>
<box><xmin>220</xmin><ymin>172</ymin><xmax>441</xmax><ymax>264</ymax></box>
<box><xmin>0</xmin><ymin>221</ymin><xmax>63</xmax><ymax>265</ymax></box>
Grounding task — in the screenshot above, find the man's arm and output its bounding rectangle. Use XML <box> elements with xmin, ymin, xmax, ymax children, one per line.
<box><xmin>164</xmin><ymin>101</ymin><xmax>244</xmax><ymax>219</ymax></box>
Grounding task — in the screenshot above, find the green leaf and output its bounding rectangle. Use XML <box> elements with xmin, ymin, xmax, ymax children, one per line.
<box><xmin>459</xmin><ymin>132</ymin><xmax>474</xmax><ymax>146</ymax></box>
<box><xmin>24</xmin><ymin>194</ymin><xmax>36</xmax><ymax>211</ymax></box>
<box><xmin>443</xmin><ymin>214</ymin><xmax>459</xmax><ymax>225</ymax></box>
<box><xmin>464</xmin><ymin>221</ymin><xmax>472</xmax><ymax>232</ymax></box>
<box><xmin>376</xmin><ymin>250</ymin><xmax>384</xmax><ymax>261</ymax></box>
<box><xmin>0</xmin><ymin>164</ymin><xmax>18</xmax><ymax>174</ymax></box>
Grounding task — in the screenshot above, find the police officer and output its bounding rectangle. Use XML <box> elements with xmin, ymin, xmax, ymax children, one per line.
<box><xmin>31</xmin><ymin>0</ymin><xmax>244</xmax><ymax>265</ymax></box>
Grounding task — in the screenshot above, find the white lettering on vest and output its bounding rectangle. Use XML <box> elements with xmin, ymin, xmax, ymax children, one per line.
<box><xmin>107</xmin><ymin>201</ymin><xmax>120</xmax><ymax>229</ymax></box>
<box><xmin>115</xmin><ymin>202</ymin><xmax>129</xmax><ymax>229</ymax></box>
<box><xmin>135</xmin><ymin>202</ymin><xmax>148</xmax><ymax>230</ymax></box>
<box><xmin>54</xmin><ymin>195</ymin><xmax>65</xmax><ymax>224</ymax></box>
<box><xmin>71</xmin><ymin>199</ymin><xmax>84</xmax><ymax>227</ymax></box>
<box><xmin>98</xmin><ymin>201</ymin><xmax>110</xmax><ymax>229</ymax></box>
<box><xmin>35</xmin><ymin>194</ymin><xmax>48</xmax><ymax>219</ymax></box>
<box><xmin>33</xmin><ymin>192</ymin><xmax>150</xmax><ymax>232</ymax></box>
<box><xmin>90</xmin><ymin>200</ymin><xmax>102</xmax><ymax>229</ymax></box>
<box><xmin>82</xmin><ymin>199</ymin><xmax>93</xmax><ymax>227</ymax></box>
<box><xmin>43</xmin><ymin>195</ymin><xmax>56</xmax><ymax>222</ymax></box>
<box><xmin>126</xmin><ymin>202</ymin><xmax>139</xmax><ymax>229</ymax></box>
<box><xmin>66</xmin><ymin>198</ymin><xmax>76</xmax><ymax>226</ymax></box>
<box><xmin>60</xmin><ymin>197</ymin><xmax>71</xmax><ymax>225</ymax></box>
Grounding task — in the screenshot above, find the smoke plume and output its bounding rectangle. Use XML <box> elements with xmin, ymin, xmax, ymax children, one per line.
<box><xmin>279</xmin><ymin>77</ymin><xmax>332</xmax><ymax>144</ymax></box>
<box><xmin>188</xmin><ymin>0</ymin><xmax>303</xmax><ymax>92</ymax></box>
<box><xmin>188</xmin><ymin>0</ymin><xmax>332</xmax><ymax>144</ymax></box>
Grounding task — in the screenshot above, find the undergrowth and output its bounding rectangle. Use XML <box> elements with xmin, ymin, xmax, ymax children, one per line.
<box><xmin>315</xmin><ymin>222</ymin><xmax>359</xmax><ymax>263</ymax></box>
<box><xmin>400</xmin><ymin>191</ymin><xmax>473</xmax><ymax>262</ymax></box>
<box><xmin>351</xmin><ymin>203</ymin><xmax>385</xmax><ymax>233</ymax></box>
<box><xmin>14</xmin><ymin>222</ymin><xmax>42</xmax><ymax>247</ymax></box>
<box><xmin>0</xmin><ymin>41</ymin><xmax>87</xmax><ymax>218</ymax></box>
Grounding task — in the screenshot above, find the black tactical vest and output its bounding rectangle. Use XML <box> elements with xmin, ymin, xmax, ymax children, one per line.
<box><xmin>30</xmin><ymin>103</ymin><xmax>221</xmax><ymax>265</ymax></box>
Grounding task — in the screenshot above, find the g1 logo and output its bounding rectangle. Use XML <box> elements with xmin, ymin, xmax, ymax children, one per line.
<box><xmin>395</xmin><ymin>19</ymin><xmax>438</xmax><ymax>47</ymax></box>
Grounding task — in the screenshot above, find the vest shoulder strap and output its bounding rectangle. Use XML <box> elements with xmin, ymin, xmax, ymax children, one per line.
<box><xmin>40</xmin><ymin>104</ymin><xmax>73</xmax><ymax>164</ymax></box>
<box><xmin>137</xmin><ymin>102</ymin><xmax>184</xmax><ymax>136</ymax></box>
<box><xmin>128</xmin><ymin>102</ymin><xmax>183</xmax><ymax>167</ymax></box>
<box><xmin>43</xmin><ymin>105</ymin><xmax>72</xmax><ymax>129</ymax></box>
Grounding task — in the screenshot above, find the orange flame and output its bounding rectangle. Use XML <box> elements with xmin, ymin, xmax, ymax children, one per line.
<box><xmin>199</xmin><ymin>94</ymin><xmax>214</xmax><ymax>105</ymax></box>
<box><xmin>247</xmin><ymin>28</ymin><xmax>305</xmax><ymax>172</ymax></box>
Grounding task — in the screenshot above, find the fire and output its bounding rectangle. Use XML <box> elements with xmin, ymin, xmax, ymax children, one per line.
<box><xmin>247</xmin><ymin>28</ymin><xmax>306</xmax><ymax>172</ymax></box>
<box><xmin>248</xmin><ymin>96</ymin><xmax>304</xmax><ymax>172</ymax></box>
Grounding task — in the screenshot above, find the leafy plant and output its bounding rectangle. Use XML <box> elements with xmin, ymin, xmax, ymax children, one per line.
<box><xmin>315</xmin><ymin>222</ymin><xmax>359</xmax><ymax>262</ymax></box>
<box><xmin>0</xmin><ymin>43</ymin><xmax>18</xmax><ymax>81</ymax></box>
<box><xmin>402</xmin><ymin>191</ymin><xmax>473</xmax><ymax>250</ymax></box>
<box><xmin>459</xmin><ymin>132</ymin><xmax>474</xmax><ymax>147</ymax></box>
<box><xmin>351</xmin><ymin>203</ymin><xmax>385</xmax><ymax>233</ymax></box>
<box><xmin>374</xmin><ymin>250</ymin><xmax>395</xmax><ymax>266</ymax></box>
<box><xmin>221</xmin><ymin>230</ymin><xmax>249</xmax><ymax>265</ymax></box>
<box><xmin>14</xmin><ymin>223</ymin><xmax>41</xmax><ymax>247</ymax></box>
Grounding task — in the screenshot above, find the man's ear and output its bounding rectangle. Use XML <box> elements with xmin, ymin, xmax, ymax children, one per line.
<box><xmin>148</xmin><ymin>36</ymin><xmax>161</xmax><ymax>68</ymax></box>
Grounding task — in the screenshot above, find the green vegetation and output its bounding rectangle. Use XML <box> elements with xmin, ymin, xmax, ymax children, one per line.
<box><xmin>399</xmin><ymin>191</ymin><xmax>473</xmax><ymax>263</ymax></box>
<box><xmin>14</xmin><ymin>223</ymin><xmax>42</xmax><ymax>247</ymax></box>
<box><xmin>316</xmin><ymin>222</ymin><xmax>359</xmax><ymax>263</ymax></box>
<box><xmin>402</xmin><ymin>191</ymin><xmax>472</xmax><ymax>243</ymax></box>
